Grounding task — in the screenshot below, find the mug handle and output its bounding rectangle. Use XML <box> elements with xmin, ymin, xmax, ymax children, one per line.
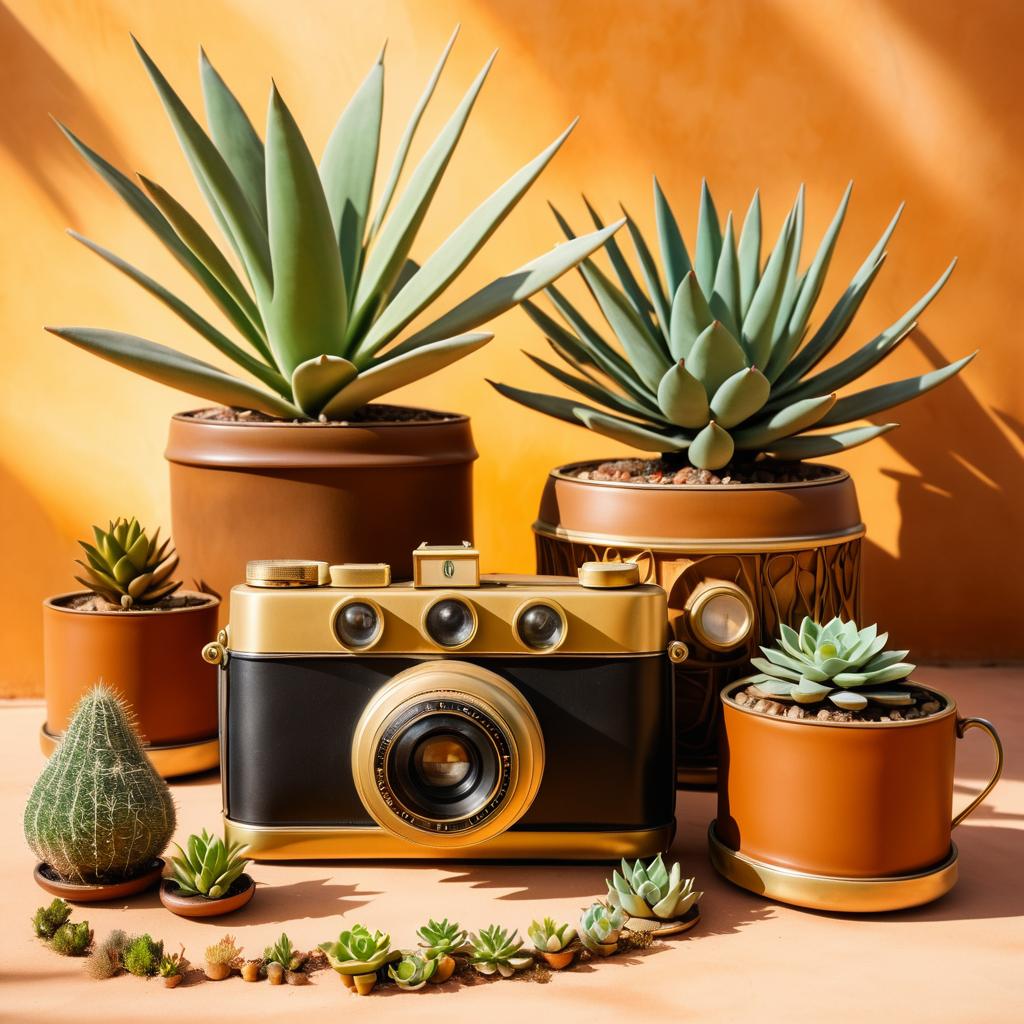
<box><xmin>952</xmin><ymin>717</ymin><xmax>1004</xmax><ymax>829</ymax></box>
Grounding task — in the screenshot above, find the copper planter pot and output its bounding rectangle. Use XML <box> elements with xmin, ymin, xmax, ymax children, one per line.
<box><xmin>165</xmin><ymin>409</ymin><xmax>476</xmax><ymax>614</ymax></box>
<box><xmin>41</xmin><ymin>592</ymin><xmax>219</xmax><ymax>776</ymax></box>
<box><xmin>712</xmin><ymin>680</ymin><xmax>1003</xmax><ymax>910</ymax></box>
<box><xmin>533</xmin><ymin>461</ymin><xmax>864</xmax><ymax>785</ymax></box>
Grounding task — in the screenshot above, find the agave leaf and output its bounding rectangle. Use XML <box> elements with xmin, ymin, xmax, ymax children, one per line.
<box><xmin>320</xmin><ymin>56</ymin><xmax>384</xmax><ymax>297</ymax></box>
<box><xmin>770</xmin><ymin>185</ymin><xmax>804</xmax><ymax>350</ymax></box>
<box><xmin>792</xmin><ymin>678</ymin><xmax>833</xmax><ymax>704</ymax></box>
<box><xmin>322</xmin><ymin>332</ymin><xmax>491</xmax><ymax>418</ymax></box>
<box><xmin>525</xmin><ymin>352</ymin><xmax>662</xmax><ymax>422</ymax></box>
<box><xmin>749</xmin><ymin>657</ymin><xmax>802</xmax><ymax>681</ymax></box>
<box><xmin>765</xmin><ymin>423</ymin><xmax>898</xmax><ymax>459</ymax></box>
<box><xmin>265</xmin><ymin>84</ymin><xmax>348</xmax><ymax>373</ymax></box>
<box><xmin>621</xmin><ymin>203</ymin><xmax>672</xmax><ymax>341</ymax></box>
<box><xmin>46</xmin><ymin>326</ymin><xmax>302</xmax><ymax>418</ymax></box>
<box><xmin>291</xmin><ymin>355</ymin><xmax>358</xmax><ymax>417</ymax></box>
<box><xmin>657</xmin><ymin>361</ymin><xmax>710</xmax><ymax>428</ymax></box>
<box><xmin>369</xmin><ymin>26</ymin><xmax>459</xmax><ymax>238</ymax></box>
<box><xmin>653</xmin><ymin>176</ymin><xmax>692</xmax><ymax>297</ymax></box>
<box><xmin>869</xmin><ymin>690</ymin><xmax>916</xmax><ymax>707</ymax></box>
<box><xmin>576</xmin><ymin>408</ymin><xmax>690</xmax><ymax>452</ymax></box>
<box><xmin>200</xmin><ymin>49</ymin><xmax>267</xmax><ymax>228</ymax></box>
<box><xmin>709</xmin><ymin>213</ymin><xmax>740</xmax><ymax>338</ymax></box>
<box><xmin>799</xmin><ymin>617</ymin><xmax>819</xmax><ymax>654</ymax></box>
<box><xmin>391</xmin><ymin>223</ymin><xmax>625</xmax><ymax>356</ymax></box>
<box><xmin>732</xmin><ymin>393</ymin><xmax>836</xmax><ymax>449</ymax></box>
<box><xmin>816</xmin><ymin>352</ymin><xmax>976</xmax><ymax>428</ymax></box>
<box><xmin>759</xmin><ymin>646</ymin><xmax>829</xmax><ymax>681</ymax></box>
<box><xmin>69</xmin><ymin>232</ymin><xmax>288</xmax><ymax>397</ymax></box>
<box><xmin>669</xmin><ymin>271</ymin><xmax>714</xmax><ymax>361</ymax></box>
<box><xmin>132</xmin><ymin>37</ymin><xmax>272</xmax><ymax>302</ymax></box>
<box><xmin>830</xmin><ymin>690</ymin><xmax>868</xmax><ymax>711</ymax></box>
<box><xmin>694</xmin><ymin>179</ymin><xmax>723</xmax><ymax>297</ymax></box>
<box><xmin>862</xmin><ymin>648</ymin><xmax>911</xmax><ymax>672</ymax></box>
<box><xmin>355</xmin><ymin>121</ymin><xmax>576</xmax><ymax>361</ymax></box>
<box><xmin>647</xmin><ymin>854</ymin><xmax>669</xmax><ymax>890</ymax></box>
<box><xmin>686</xmin><ymin>321</ymin><xmax>748</xmax><ymax>396</ymax></box>
<box><xmin>834</xmin><ymin>664</ymin><xmax>915</xmax><ymax>686</ymax></box>
<box><xmin>737</xmin><ymin>190</ymin><xmax>762</xmax><ymax>318</ymax></box>
<box><xmin>777</xmin><ymin>623</ymin><xmax>805</xmax><ymax>660</ymax></box>
<box><xmin>351</xmin><ymin>52</ymin><xmax>496</xmax><ymax>333</ymax></box>
<box><xmin>688</xmin><ymin>420</ymin><xmax>734</xmax><ymax>470</ymax></box>
<box><xmin>710</xmin><ymin>366</ymin><xmax>770</xmax><ymax>428</ymax></box>
<box><xmin>742</xmin><ymin>209</ymin><xmax>795</xmax><ymax>367</ymax></box>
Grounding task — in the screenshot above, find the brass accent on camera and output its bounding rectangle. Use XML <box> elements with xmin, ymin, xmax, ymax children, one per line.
<box><xmin>413</xmin><ymin>542</ymin><xmax>480</xmax><ymax>588</ymax></box>
<box><xmin>667</xmin><ymin>640</ymin><xmax>689</xmax><ymax>664</ymax></box>
<box><xmin>329</xmin><ymin>563</ymin><xmax>391</xmax><ymax>588</ymax></box>
<box><xmin>684</xmin><ymin>580</ymin><xmax>755</xmax><ymax>652</ymax></box>
<box><xmin>351</xmin><ymin>662</ymin><xmax>544</xmax><ymax>848</ymax></box>
<box><xmin>332</xmin><ymin>596</ymin><xmax>385</xmax><ymax>651</ymax></box>
<box><xmin>246</xmin><ymin>559</ymin><xmax>329</xmax><ymax>587</ymax></box>
<box><xmin>578</xmin><ymin>561</ymin><xmax>641</xmax><ymax>588</ymax></box>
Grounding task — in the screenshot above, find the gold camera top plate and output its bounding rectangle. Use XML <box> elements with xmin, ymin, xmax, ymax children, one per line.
<box><xmin>413</xmin><ymin>542</ymin><xmax>480</xmax><ymax>588</ymax></box>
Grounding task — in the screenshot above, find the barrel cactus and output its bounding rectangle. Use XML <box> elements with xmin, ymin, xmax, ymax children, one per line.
<box><xmin>748</xmin><ymin>615</ymin><xmax>916</xmax><ymax>711</ymax></box>
<box><xmin>75</xmin><ymin>517</ymin><xmax>181</xmax><ymax>608</ymax></box>
<box><xmin>493</xmin><ymin>181</ymin><xmax>975</xmax><ymax>470</ymax></box>
<box><xmin>607</xmin><ymin>855</ymin><xmax>702</xmax><ymax>922</ymax></box>
<box><xmin>24</xmin><ymin>685</ymin><xmax>176</xmax><ymax>884</ymax></box>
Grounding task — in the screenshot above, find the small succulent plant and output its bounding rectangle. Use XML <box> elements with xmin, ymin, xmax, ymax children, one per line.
<box><xmin>527</xmin><ymin>917</ymin><xmax>577</xmax><ymax>953</ymax></box>
<box><xmin>75</xmin><ymin>518</ymin><xmax>181</xmax><ymax>608</ymax></box>
<box><xmin>205</xmin><ymin>934</ymin><xmax>243</xmax><ymax>967</ymax></box>
<box><xmin>169</xmin><ymin>828</ymin><xmax>250</xmax><ymax>899</ymax></box>
<box><xmin>748</xmin><ymin>616</ymin><xmax>916</xmax><ymax>711</ymax></box>
<box><xmin>415</xmin><ymin>918</ymin><xmax>468</xmax><ymax>959</ymax></box>
<box><xmin>158</xmin><ymin>947</ymin><xmax>189</xmax><ymax>978</ymax></box>
<box><xmin>579</xmin><ymin>902</ymin><xmax>626</xmax><ymax>956</ymax></box>
<box><xmin>32</xmin><ymin>898</ymin><xmax>72</xmax><ymax>940</ymax></box>
<box><xmin>608</xmin><ymin>855</ymin><xmax>703</xmax><ymax>922</ymax></box>
<box><xmin>467</xmin><ymin>925</ymin><xmax>533</xmax><ymax>978</ymax></box>
<box><xmin>51</xmin><ymin>921</ymin><xmax>93</xmax><ymax>957</ymax></box>
<box><xmin>264</xmin><ymin>933</ymin><xmax>306</xmax><ymax>972</ymax></box>
<box><xmin>387</xmin><ymin>952</ymin><xmax>438</xmax><ymax>991</ymax></box>
<box><xmin>494</xmin><ymin>182</ymin><xmax>974</xmax><ymax>470</ymax></box>
<box><xmin>320</xmin><ymin>924</ymin><xmax>399</xmax><ymax>976</ymax></box>
<box><xmin>84</xmin><ymin>929</ymin><xmax>128</xmax><ymax>980</ymax></box>
<box><xmin>123</xmin><ymin>934</ymin><xmax>164</xmax><ymax>976</ymax></box>
<box><xmin>24</xmin><ymin>685</ymin><xmax>175</xmax><ymax>885</ymax></box>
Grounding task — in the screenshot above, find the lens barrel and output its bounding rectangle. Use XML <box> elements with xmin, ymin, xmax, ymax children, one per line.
<box><xmin>424</xmin><ymin>597</ymin><xmax>477</xmax><ymax>648</ymax></box>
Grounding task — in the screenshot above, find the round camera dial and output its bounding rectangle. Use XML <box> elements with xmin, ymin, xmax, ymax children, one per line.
<box><xmin>686</xmin><ymin>581</ymin><xmax>754</xmax><ymax>651</ymax></box>
<box><xmin>513</xmin><ymin>599</ymin><xmax>568</xmax><ymax>652</ymax></box>
<box><xmin>421</xmin><ymin>594</ymin><xmax>479</xmax><ymax>650</ymax></box>
<box><xmin>332</xmin><ymin>597</ymin><xmax>385</xmax><ymax>651</ymax></box>
<box><xmin>578</xmin><ymin>561</ymin><xmax>640</xmax><ymax>588</ymax></box>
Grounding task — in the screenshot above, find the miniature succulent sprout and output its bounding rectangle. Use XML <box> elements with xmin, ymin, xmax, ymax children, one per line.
<box><xmin>85</xmin><ymin>930</ymin><xmax>128</xmax><ymax>980</ymax></box>
<box><xmin>415</xmin><ymin>918</ymin><xmax>468</xmax><ymax>958</ymax></box>
<box><xmin>264</xmin><ymin>933</ymin><xmax>306</xmax><ymax>972</ymax></box>
<box><xmin>748</xmin><ymin>616</ymin><xmax>916</xmax><ymax>711</ymax></box>
<box><xmin>467</xmin><ymin>925</ymin><xmax>533</xmax><ymax>977</ymax></box>
<box><xmin>123</xmin><ymin>934</ymin><xmax>164</xmax><ymax>976</ymax></box>
<box><xmin>158</xmin><ymin>947</ymin><xmax>189</xmax><ymax>978</ymax></box>
<box><xmin>32</xmin><ymin>899</ymin><xmax>72</xmax><ymax>940</ymax></box>
<box><xmin>74</xmin><ymin>518</ymin><xmax>181</xmax><ymax>608</ymax></box>
<box><xmin>578</xmin><ymin>902</ymin><xmax>626</xmax><ymax>956</ymax></box>
<box><xmin>527</xmin><ymin>917</ymin><xmax>577</xmax><ymax>953</ymax></box>
<box><xmin>320</xmin><ymin>925</ymin><xmax>400</xmax><ymax>975</ymax></box>
<box><xmin>608</xmin><ymin>855</ymin><xmax>703</xmax><ymax>922</ymax></box>
<box><xmin>205</xmin><ymin>934</ymin><xmax>243</xmax><ymax>967</ymax></box>
<box><xmin>493</xmin><ymin>182</ymin><xmax>975</xmax><ymax>470</ymax></box>
<box><xmin>51</xmin><ymin>921</ymin><xmax>93</xmax><ymax>957</ymax></box>
<box><xmin>24</xmin><ymin>685</ymin><xmax>175</xmax><ymax>885</ymax></box>
<box><xmin>169</xmin><ymin>828</ymin><xmax>250</xmax><ymax>899</ymax></box>
<box><xmin>388</xmin><ymin>952</ymin><xmax>438</xmax><ymax>991</ymax></box>
<box><xmin>49</xmin><ymin>33</ymin><xmax>621</xmax><ymax>421</ymax></box>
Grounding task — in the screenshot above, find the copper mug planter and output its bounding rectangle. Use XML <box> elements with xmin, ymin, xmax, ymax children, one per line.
<box><xmin>711</xmin><ymin>680</ymin><xmax>1003</xmax><ymax>912</ymax></box>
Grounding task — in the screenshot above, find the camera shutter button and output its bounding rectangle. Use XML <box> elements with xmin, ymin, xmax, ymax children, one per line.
<box><xmin>577</xmin><ymin>561</ymin><xmax>641</xmax><ymax>588</ymax></box>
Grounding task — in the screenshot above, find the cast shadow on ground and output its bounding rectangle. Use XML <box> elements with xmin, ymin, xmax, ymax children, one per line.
<box><xmin>230</xmin><ymin>876</ymin><xmax>381</xmax><ymax>925</ymax></box>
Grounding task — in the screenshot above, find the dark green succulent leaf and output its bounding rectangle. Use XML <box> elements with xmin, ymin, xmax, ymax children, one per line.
<box><xmin>710</xmin><ymin>366</ymin><xmax>771</xmax><ymax>428</ymax></box>
<box><xmin>737</xmin><ymin>189</ymin><xmax>761</xmax><ymax>319</ymax></box>
<box><xmin>620</xmin><ymin>203</ymin><xmax>671</xmax><ymax>341</ymax></box>
<box><xmin>709</xmin><ymin>213</ymin><xmax>740</xmax><ymax>338</ymax></box>
<box><xmin>764</xmin><ymin>422</ymin><xmax>898</xmax><ymax>459</ymax></box>
<box><xmin>688</xmin><ymin>420</ymin><xmax>734</xmax><ymax>470</ymax></box>
<box><xmin>576</xmin><ymin>408</ymin><xmax>690</xmax><ymax>453</ymax></box>
<box><xmin>46</xmin><ymin>326</ymin><xmax>301</xmax><ymax>418</ymax></box>
<box><xmin>732</xmin><ymin>393</ymin><xmax>836</xmax><ymax>449</ymax></box>
<box><xmin>653</xmin><ymin>176</ymin><xmax>692</xmax><ymax>298</ymax></box>
<box><xmin>265</xmin><ymin>83</ymin><xmax>349</xmax><ymax>373</ymax></box>
<box><xmin>769</xmin><ymin>185</ymin><xmax>804</xmax><ymax>350</ymax></box>
<box><xmin>487</xmin><ymin>379</ymin><xmax>602</xmax><ymax>427</ymax></box>
<box><xmin>694</xmin><ymin>178</ymin><xmax>723</xmax><ymax>297</ymax></box>
<box><xmin>200</xmin><ymin>48</ymin><xmax>267</xmax><ymax>228</ymax></box>
<box><xmin>656</xmin><ymin>360</ymin><xmax>710</xmax><ymax>429</ymax></box>
<box><xmin>669</xmin><ymin>271</ymin><xmax>714</xmax><ymax>361</ymax></box>
<box><xmin>742</xmin><ymin>208</ymin><xmax>796</xmax><ymax>367</ymax></box>
<box><xmin>687</xmin><ymin>321</ymin><xmax>748</xmax><ymax>396</ymax></box>
<box><xmin>291</xmin><ymin>355</ymin><xmax>358</xmax><ymax>417</ymax></box>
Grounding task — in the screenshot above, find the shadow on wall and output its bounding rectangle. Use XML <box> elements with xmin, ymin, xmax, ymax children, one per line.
<box><xmin>0</xmin><ymin>2</ymin><xmax>132</xmax><ymax>220</ymax></box>
<box><xmin>862</xmin><ymin>329</ymin><xmax>1024</xmax><ymax>660</ymax></box>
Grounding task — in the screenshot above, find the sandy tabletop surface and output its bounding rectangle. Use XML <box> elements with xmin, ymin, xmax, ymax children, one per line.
<box><xmin>3</xmin><ymin>665</ymin><xmax>1022</xmax><ymax>1023</ymax></box>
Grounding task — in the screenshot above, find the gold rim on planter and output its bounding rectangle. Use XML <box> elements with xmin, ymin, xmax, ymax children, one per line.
<box><xmin>707</xmin><ymin>822</ymin><xmax>959</xmax><ymax>913</ymax></box>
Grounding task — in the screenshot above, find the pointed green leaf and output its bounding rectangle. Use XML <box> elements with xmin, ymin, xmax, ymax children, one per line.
<box><xmin>689</xmin><ymin>420</ymin><xmax>734</xmax><ymax>470</ymax></box>
<box><xmin>742</xmin><ymin>210</ymin><xmax>795</xmax><ymax>367</ymax></box>
<box><xmin>656</xmin><ymin>361</ymin><xmax>710</xmax><ymax>428</ymax></box>
<box><xmin>583</xmin><ymin>196</ymin><xmax>655</xmax><ymax>325</ymax></box>
<box><xmin>732</xmin><ymin>394</ymin><xmax>836</xmax><ymax>449</ymax></box>
<box><xmin>620</xmin><ymin>203</ymin><xmax>671</xmax><ymax>341</ymax></box>
<box><xmin>791</xmin><ymin>678</ymin><xmax>832</xmax><ymax>704</ymax></box>
<box><xmin>709</xmin><ymin>213</ymin><xmax>740</xmax><ymax>338</ymax></box>
<box><xmin>764</xmin><ymin>423</ymin><xmax>898</xmax><ymax>459</ymax></box>
<box><xmin>868</xmin><ymin>690</ymin><xmax>916</xmax><ymax>707</ymax></box>
<box><xmin>769</xmin><ymin>185</ymin><xmax>804</xmax><ymax>351</ymax></box>
<box><xmin>322</xmin><ymin>332</ymin><xmax>492</xmax><ymax>418</ymax></box>
<box><xmin>829</xmin><ymin>690</ymin><xmax>868</xmax><ymax>711</ymax></box>
<box><xmin>46</xmin><ymin>326</ymin><xmax>302</xmax><ymax>417</ymax></box>
<box><xmin>265</xmin><ymin>84</ymin><xmax>348</xmax><ymax>373</ymax></box>
<box><xmin>710</xmin><ymin>366</ymin><xmax>770</xmax><ymax>428</ymax></box>
<box><xmin>669</xmin><ymin>271</ymin><xmax>713</xmax><ymax>361</ymax></box>
<box><xmin>576</xmin><ymin>408</ymin><xmax>689</xmax><ymax>453</ymax></box>
<box><xmin>737</xmin><ymin>190</ymin><xmax>761</xmax><ymax>319</ymax></box>
<box><xmin>687</xmin><ymin>321</ymin><xmax>748</xmax><ymax>396</ymax></box>
<box><xmin>653</xmin><ymin>177</ymin><xmax>692</xmax><ymax>297</ymax></box>
<box><xmin>291</xmin><ymin>355</ymin><xmax>358</xmax><ymax>417</ymax></box>
<box><xmin>488</xmin><ymin>379</ymin><xmax>601</xmax><ymax>427</ymax></box>
<box><xmin>748</xmin><ymin>676</ymin><xmax>797</xmax><ymax>696</ymax></box>
<box><xmin>694</xmin><ymin>179</ymin><xmax>722</xmax><ymax>296</ymax></box>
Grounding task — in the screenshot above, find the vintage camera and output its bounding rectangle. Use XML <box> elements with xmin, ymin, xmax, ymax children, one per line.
<box><xmin>208</xmin><ymin>543</ymin><xmax>683</xmax><ymax>860</ymax></box>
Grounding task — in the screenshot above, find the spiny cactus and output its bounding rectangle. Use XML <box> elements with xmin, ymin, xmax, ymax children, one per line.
<box><xmin>75</xmin><ymin>518</ymin><xmax>181</xmax><ymax>608</ymax></box>
<box><xmin>748</xmin><ymin>616</ymin><xmax>916</xmax><ymax>711</ymax></box>
<box><xmin>84</xmin><ymin>929</ymin><xmax>128</xmax><ymax>979</ymax></box>
<box><xmin>608</xmin><ymin>855</ymin><xmax>702</xmax><ymax>922</ymax></box>
<box><xmin>32</xmin><ymin>898</ymin><xmax>71</xmax><ymax>939</ymax></box>
<box><xmin>24</xmin><ymin>685</ymin><xmax>176</xmax><ymax>884</ymax></box>
<box><xmin>123</xmin><ymin>934</ymin><xmax>163</xmax><ymax>976</ymax></box>
<box><xmin>51</xmin><ymin>921</ymin><xmax>93</xmax><ymax>957</ymax></box>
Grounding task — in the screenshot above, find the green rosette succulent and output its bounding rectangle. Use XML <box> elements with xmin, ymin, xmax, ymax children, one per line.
<box><xmin>415</xmin><ymin>917</ymin><xmax>468</xmax><ymax>958</ymax></box>
<box><xmin>169</xmin><ymin>828</ymin><xmax>250</xmax><ymax>899</ymax></box>
<box><xmin>387</xmin><ymin>952</ymin><xmax>437</xmax><ymax>991</ymax></box>
<box><xmin>608</xmin><ymin>855</ymin><xmax>703</xmax><ymax>922</ymax></box>
<box><xmin>319</xmin><ymin>925</ymin><xmax>400</xmax><ymax>976</ymax></box>
<box><xmin>75</xmin><ymin>518</ymin><xmax>180</xmax><ymax>609</ymax></box>
<box><xmin>527</xmin><ymin>917</ymin><xmax>576</xmax><ymax>953</ymax></box>
<box><xmin>748</xmin><ymin>616</ymin><xmax>916</xmax><ymax>711</ymax></box>
<box><xmin>467</xmin><ymin>925</ymin><xmax>533</xmax><ymax>978</ymax></box>
<box><xmin>578</xmin><ymin>902</ymin><xmax>626</xmax><ymax>956</ymax></box>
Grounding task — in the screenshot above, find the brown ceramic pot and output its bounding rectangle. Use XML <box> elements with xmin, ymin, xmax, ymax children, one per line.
<box><xmin>165</xmin><ymin>409</ymin><xmax>477</xmax><ymax>613</ymax></box>
<box><xmin>158</xmin><ymin>874</ymin><xmax>255</xmax><ymax>918</ymax></box>
<box><xmin>534</xmin><ymin>461</ymin><xmax>864</xmax><ymax>785</ymax></box>
<box><xmin>716</xmin><ymin>680</ymin><xmax>1003</xmax><ymax>878</ymax></box>
<box><xmin>41</xmin><ymin>593</ymin><xmax>219</xmax><ymax>776</ymax></box>
<box><xmin>33</xmin><ymin>859</ymin><xmax>165</xmax><ymax>902</ymax></box>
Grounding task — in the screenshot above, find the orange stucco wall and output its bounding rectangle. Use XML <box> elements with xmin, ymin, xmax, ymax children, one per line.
<box><xmin>1</xmin><ymin>0</ymin><xmax>1021</xmax><ymax>695</ymax></box>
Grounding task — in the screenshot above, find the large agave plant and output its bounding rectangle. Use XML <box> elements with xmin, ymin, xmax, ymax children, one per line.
<box><xmin>47</xmin><ymin>31</ymin><xmax>619</xmax><ymax>420</ymax></box>
<box><xmin>492</xmin><ymin>181</ymin><xmax>975</xmax><ymax>469</ymax></box>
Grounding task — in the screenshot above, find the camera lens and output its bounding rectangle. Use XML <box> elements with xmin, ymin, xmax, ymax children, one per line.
<box><xmin>515</xmin><ymin>603</ymin><xmax>565</xmax><ymax>650</ymax></box>
<box><xmin>415</xmin><ymin>736</ymin><xmax>473</xmax><ymax>788</ymax></box>
<box><xmin>424</xmin><ymin>598</ymin><xmax>476</xmax><ymax>648</ymax></box>
<box><xmin>335</xmin><ymin>600</ymin><xmax>381</xmax><ymax>649</ymax></box>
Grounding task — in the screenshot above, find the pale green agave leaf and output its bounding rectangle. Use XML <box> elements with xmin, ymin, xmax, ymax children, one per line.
<box><xmin>709</xmin><ymin>366</ymin><xmax>770</xmax><ymax>428</ymax></box>
<box><xmin>870</xmin><ymin>690</ymin><xmax>916</xmax><ymax>707</ymax></box>
<box><xmin>748</xmin><ymin>676</ymin><xmax>795</xmax><ymax>696</ymax></box>
<box><xmin>765</xmin><ymin>423</ymin><xmax>898</xmax><ymax>460</ymax></box>
<box><xmin>525</xmin><ymin>352</ymin><xmax>660</xmax><ymax>423</ymax></box>
<box><xmin>732</xmin><ymin>393</ymin><xmax>836</xmax><ymax>449</ymax></box>
<box><xmin>778</xmin><ymin>623</ymin><xmax>805</xmax><ymax>660</ymax></box>
<box><xmin>791</xmin><ymin>678</ymin><xmax>832</xmax><ymax>704</ymax></box>
<box><xmin>653</xmin><ymin>176</ymin><xmax>692</xmax><ymax>297</ymax></box>
<box><xmin>621</xmin><ymin>203</ymin><xmax>672</xmax><ymax>340</ymax></box>
<box><xmin>709</xmin><ymin>213</ymin><xmax>740</xmax><ymax>339</ymax></box>
<box><xmin>689</xmin><ymin>420</ymin><xmax>734</xmax><ymax>470</ymax></box>
<box><xmin>686</xmin><ymin>321</ymin><xmax>747</xmax><ymax>396</ymax></box>
<box><xmin>694</xmin><ymin>179</ymin><xmax>723</xmax><ymax>297</ymax></box>
<box><xmin>669</xmin><ymin>271</ymin><xmax>714</xmax><ymax>361</ymax></box>
<box><xmin>291</xmin><ymin>355</ymin><xmax>358</xmax><ymax>417</ymax></box>
<box><xmin>833</xmin><ymin>664</ymin><xmax>915</xmax><ymax>686</ymax></box>
<box><xmin>769</xmin><ymin>184</ymin><xmax>804</xmax><ymax>352</ymax></box>
<box><xmin>750</xmin><ymin>657</ymin><xmax>801</xmax><ymax>681</ymax></box>
<box><xmin>576</xmin><ymin>408</ymin><xmax>689</xmax><ymax>453</ymax></box>
<box><xmin>657</xmin><ymin>361</ymin><xmax>710</xmax><ymax>429</ymax></box>
<box><xmin>736</xmin><ymin>189</ymin><xmax>761</xmax><ymax>319</ymax></box>
<box><xmin>758</xmin><ymin>646</ymin><xmax>829</xmax><ymax>682</ymax></box>
<box><xmin>830</xmin><ymin>690</ymin><xmax>868</xmax><ymax>711</ymax></box>
<box><xmin>742</xmin><ymin>208</ymin><xmax>795</xmax><ymax>367</ymax></box>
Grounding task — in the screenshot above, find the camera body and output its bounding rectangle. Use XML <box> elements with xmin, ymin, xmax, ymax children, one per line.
<box><xmin>214</xmin><ymin>545</ymin><xmax>679</xmax><ymax>860</ymax></box>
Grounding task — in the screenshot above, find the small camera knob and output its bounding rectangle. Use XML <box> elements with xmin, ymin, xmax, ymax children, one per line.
<box><xmin>577</xmin><ymin>561</ymin><xmax>641</xmax><ymax>588</ymax></box>
<box><xmin>245</xmin><ymin>559</ymin><xmax>328</xmax><ymax>587</ymax></box>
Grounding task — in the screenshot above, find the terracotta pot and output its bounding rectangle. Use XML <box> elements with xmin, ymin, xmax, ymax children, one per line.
<box><xmin>534</xmin><ymin>461</ymin><xmax>863</xmax><ymax>784</ymax></box>
<box><xmin>159</xmin><ymin>874</ymin><xmax>255</xmax><ymax>918</ymax></box>
<box><xmin>265</xmin><ymin>962</ymin><xmax>284</xmax><ymax>985</ymax></box>
<box><xmin>42</xmin><ymin>592</ymin><xmax>219</xmax><ymax>777</ymax></box>
<box><xmin>163</xmin><ymin>974</ymin><xmax>183</xmax><ymax>989</ymax></box>
<box><xmin>285</xmin><ymin>970</ymin><xmax>309</xmax><ymax>986</ymax></box>
<box><xmin>430</xmin><ymin>954</ymin><xmax>456</xmax><ymax>983</ymax></box>
<box><xmin>204</xmin><ymin>962</ymin><xmax>232</xmax><ymax>981</ymax></box>
<box><xmin>716</xmin><ymin>681</ymin><xmax>1004</xmax><ymax>878</ymax></box>
<box><xmin>540</xmin><ymin>948</ymin><xmax>576</xmax><ymax>970</ymax></box>
<box><xmin>33</xmin><ymin>859</ymin><xmax>164</xmax><ymax>902</ymax></box>
<box><xmin>165</xmin><ymin>409</ymin><xmax>477</xmax><ymax>611</ymax></box>
<box><xmin>241</xmin><ymin>960</ymin><xmax>263</xmax><ymax>982</ymax></box>
<box><xmin>341</xmin><ymin>972</ymin><xmax>378</xmax><ymax>995</ymax></box>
